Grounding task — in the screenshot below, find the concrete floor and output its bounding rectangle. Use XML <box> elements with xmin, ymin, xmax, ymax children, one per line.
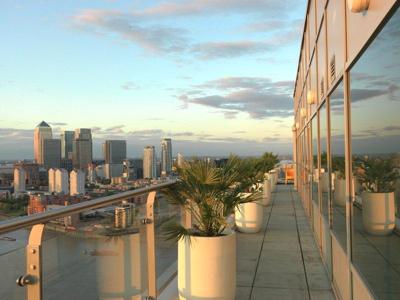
<box><xmin>236</xmin><ymin>185</ymin><xmax>335</xmax><ymax>300</ymax></box>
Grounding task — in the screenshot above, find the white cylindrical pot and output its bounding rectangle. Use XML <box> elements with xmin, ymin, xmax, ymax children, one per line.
<box><xmin>320</xmin><ymin>173</ymin><xmax>330</xmax><ymax>193</ymax></box>
<box><xmin>334</xmin><ymin>178</ymin><xmax>346</xmax><ymax>206</ymax></box>
<box><xmin>178</xmin><ymin>230</ymin><xmax>236</xmax><ymax>300</ymax></box>
<box><xmin>235</xmin><ymin>202</ymin><xmax>264</xmax><ymax>233</ymax></box>
<box><xmin>262</xmin><ymin>179</ymin><xmax>271</xmax><ymax>206</ymax></box>
<box><xmin>362</xmin><ymin>192</ymin><xmax>395</xmax><ymax>235</ymax></box>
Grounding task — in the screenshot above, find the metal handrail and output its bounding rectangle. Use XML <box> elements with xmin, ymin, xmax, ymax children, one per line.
<box><xmin>0</xmin><ymin>180</ymin><xmax>176</xmax><ymax>235</ymax></box>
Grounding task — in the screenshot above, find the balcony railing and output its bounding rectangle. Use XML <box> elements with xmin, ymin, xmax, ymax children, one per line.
<box><xmin>0</xmin><ymin>180</ymin><xmax>178</xmax><ymax>300</ymax></box>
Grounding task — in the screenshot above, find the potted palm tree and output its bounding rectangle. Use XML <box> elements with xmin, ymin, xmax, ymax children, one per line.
<box><xmin>162</xmin><ymin>157</ymin><xmax>255</xmax><ymax>300</ymax></box>
<box><xmin>356</xmin><ymin>157</ymin><xmax>398</xmax><ymax>235</ymax></box>
<box><xmin>332</xmin><ymin>156</ymin><xmax>346</xmax><ymax>206</ymax></box>
<box><xmin>258</xmin><ymin>152</ymin><xmax>279</xmax><ymax>205</ymax></box>
<box><xmin>234</xmin><ymin>158</ymin><xmax>264</xmax><ymax>233</ymax></box>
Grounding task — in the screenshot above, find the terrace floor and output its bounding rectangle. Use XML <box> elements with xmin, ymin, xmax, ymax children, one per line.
<box><xmin>236</xmin><ymin>185</ymin><xmax>335</xmax><ymax>300</ymax></box>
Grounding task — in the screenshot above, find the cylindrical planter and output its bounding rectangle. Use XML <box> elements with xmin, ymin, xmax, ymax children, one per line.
<box><xmin>262</xmin><ymin>179</ymin><xmax>271</xmax><ymax>206</ymax></box>
<box><xmin>235</xmin><ymin>201</ymin><xmax>264</xmax><ymax>233</ymax></box>
<box><xmin>178</xmin><ymin>230</ymin><xmax>236</xmax><ymax>300</ymax></box>
<box><xmin>320</xmin><ymin>172</ymin><xmax>330</xmax><ymax>193</ymax></box>
<box><xmin>269</xmin><ymin>170</ymin><xmax>277</xmax><ymax>192</ymax></box>
<box><xmin>334</xmin><ymin>178</ymin><xmax>346</xmax><ymax>206</ymax></box>
<box><xmin>361</xmin><ymin>192</ymin><xmax>395</xmax><ymax>235</ymax></box>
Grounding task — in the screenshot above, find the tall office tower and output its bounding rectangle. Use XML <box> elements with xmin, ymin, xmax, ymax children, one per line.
<box><xmin>42</xmin><ymin>139</ymin><xmax>61</xmax><ymax>169</ymax></box>
<box><xmin>48</xmin><ymin>168</ymin><xmax>56</xmax><ymax>193</ymax></box>
<box><xmin>161</xmin><ymin>138</ymin><xmax>172</xmax><ymax>175</ymax></box>
<box><xmin>70</xmin><ymin>169</ymin><xmax>85</xmax><ymax>195</ymax></box>
<box><xmin>73</xmin><ymin>129</ymin><xmax>92</xmax><ymax>170</ymax></box>
<box><xmin>14</xmin><ymin>168</ymin><xmax>26</xmax><ymax>194</ymax></box>
<box><xmin>143</xmin><ymin>146</ymin><xmax>156</xmax><ymax>179</ymax></box>
<box><xmin>60</xmin><ymin>131</ymin><xmax>74</xmax><ymax>159</ymax></box>
<box><xmin>177</xmin><ymin>153</ymin><xmax>185</xmax><ymax>168</ymax></box>
<box><xmin>103</xmin><ymin>140</ymin><xmax>127</xmax><ymax>179</ymax></box>
<box><xmin>55</xmin><ymin>169</ymin><xmax>69</xmax><ymax>194</ymax></box>
<box><xmin>34</xmin><ymin>121</ymin><xmax>52</xmax><ymax>164</ymax></box>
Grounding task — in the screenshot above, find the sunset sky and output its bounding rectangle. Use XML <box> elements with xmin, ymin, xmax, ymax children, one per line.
<box><xmin>0</xmin><ymin>0</ymin><xmax>306</xmax><ymax>159</ymax></box>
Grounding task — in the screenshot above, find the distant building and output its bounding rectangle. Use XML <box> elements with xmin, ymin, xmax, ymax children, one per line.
<box><xmin>104</xmin><ymin>164</ymin><xmax>124</xmax><ymax>179</ymax></box>
<box><xmin>34</xmin><ymin>121</ymin><xmax>52</xmax><ymax>164</ymax></box>
<box><xmin>42</xmin><ymin>139</ymin><xmax>61</xmax><ymax>169</ymax></box>
<box><xmin>177</xmin><ymin>153</ymin><xmax>185</xmax><ymax>168</ymax></box>
<box><xmin>143</xmin><ymin>146</ymin><xmax>156</xmax><ymax>179</ymax></box>
<box><xmin>61</xmin><ymin>158</ymin><xmax>73</xmax><ymax>172</ymax></box>
<box><xmin>161</xmin><ymin>138</ymin><xmax>172</xmax><ymax>175</ymax></box>
<box><xmin>114</xmin><ymin>202</ymin><xmax>134</xmax><ymax>229</ymax></box>
<box><xmin>48</xmin><ymin>168</ymin><xmax>56</xmax><ymax>193</ymax></box>
<box><xmin>13</xmin><ymin>168</ymin><xmax>26</xmax><ymax>194</ymax></box>
<box><xmin>60</xmin><ymin>131</ymin><xmax>74</xmax><ymax>160</ymax></box>
<box><xmin>103</xmin><ymin>140</ymin><xmax>126</xmax><ymax>178</ymax></box>
<box><xmin>70</xmin><ymin>169</ymin><xmax>85</xmax><ymax>195</ymax></box>
<box><xmin>55</xmin><ymin>169</ymin><xmax>69</xmax><ymax>194</ymax></box>
<box><xmin>14</xmin><ymin>162</ymin><xmax>40</xmax><ymax>186</ymax></box>
<box><xmin>87</xmin><ymin>164</ymin><xmax>97</xmax><ymax>184</ymax></box>
<box><xmin>73</xmin><ymin>129</ymin><xmax>92</xmax><ymax>170</ymax></box>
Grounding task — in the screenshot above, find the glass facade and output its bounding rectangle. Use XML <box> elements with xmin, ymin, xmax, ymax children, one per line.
<box><xmin>293</xmin><ymin>1</ymin><xmax>400</xmax><ymax>299</ymax></box>
<box><xmin>350</xmin><ymin>8</ymin><xmax>400</xmax><ymax>299</ymax></box>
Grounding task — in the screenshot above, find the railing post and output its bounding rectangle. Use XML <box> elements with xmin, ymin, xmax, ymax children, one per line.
<box><xmin>16</xmin><ymin>224</ymin><xmax>44</xmax><ymax>300</ymax></box>
<box><xmin>145</xmin><ymin>191</ymin><xmax>157</xmax><ymax>299</ymax></box>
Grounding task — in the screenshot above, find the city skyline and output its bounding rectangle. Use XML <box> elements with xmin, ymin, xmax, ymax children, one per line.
<box><xmin>0</xmin><ymin>0</ymin><xmax>306</xmax><ymax>159</ymax></box>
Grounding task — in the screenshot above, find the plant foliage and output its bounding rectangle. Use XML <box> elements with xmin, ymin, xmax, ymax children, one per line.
<box><xmin>354</xmin><ymin>156</ymin><xmax>399</xmax><ymax>193</ymax></box>
<box><xmin>162</xmin><ymin>155</ymin><xmax>266</xmax><ymax>241</ymax></box>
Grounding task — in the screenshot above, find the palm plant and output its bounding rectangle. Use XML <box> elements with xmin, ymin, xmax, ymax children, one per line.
<box><xmin>258</xmin><ymin>152</ymin><xmax>279</xmax><ymax>175</ymax></box>
<box><xmin>355</xmin><ymin>156</ymin><xmax>399</xmax><ymax>193</ymax></box>
<box><xmin>332</xmin><ymin>156</ymin><xmax>345</xmax><ymax>179</ymax></box>
<box><xmin>162</xmin><ymin>156</ymin><xmax>260</xmax><ymax>241</ymax></box>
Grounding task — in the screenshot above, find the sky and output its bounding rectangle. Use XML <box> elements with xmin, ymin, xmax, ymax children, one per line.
<box><xmin>0</xmin><ymin>0</ymin><xmax>307</xmax><ymax>159</ymax></box>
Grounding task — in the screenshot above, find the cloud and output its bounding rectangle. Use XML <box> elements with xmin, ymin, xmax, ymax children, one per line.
<box><xmin>71</xmin><ymin>1</ymin><xmax>304</xmax><ymax>60</ymax></box>
<box><xmin>121</xmin><ymin>81</ymin><xmax>140</xmax><ymax>90</ymax></box>
<box><xmin>134</xmin><ymin>0</ymin><xmax>300</xmax><ymax>18</ymax></box>
<box><xmin>72</xmin><ymin>10</ymin><xmax>189</xmax><ymax>54</ymax></box>
<box><xmin>191</xmin><ymin>41</ymin><xmax>272</xmax><ymax>59</ymax></box>
<box><xmin>179</xmin><ymin>77</ymin><xmax>294</xmax><ymax>119</ymax></box>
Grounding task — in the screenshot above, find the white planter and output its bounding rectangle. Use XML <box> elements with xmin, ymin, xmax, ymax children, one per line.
<box><xmin>178</xmin><ymin>230</ymin><xmax>236</xmax><ymax>300</ymax></box>
<box><xmin>320</xmin><ymin>173</ymin><xmax>330</xmax><ymax>193</ymax></box>
<box><xmin>262</xmin><ymin>179</ymin><xmax>272</xmax><ymax>206</ymax></box>
<box><xmin>235</xmin><ymin>201</ymin><xmax>264</xmax><ymax>233</ymax></box>
<box><xmin>361</xmin><ymin>192</ymin><xmax>395</xmax><ymax>235</ymax></box>
<box><xmin>334</xmin><ymin>178</ymin><xmax>346</xmax><ymax>206</ymax></box>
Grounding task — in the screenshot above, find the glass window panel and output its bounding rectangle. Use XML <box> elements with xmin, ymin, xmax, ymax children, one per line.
<box><xmin>312</xmin><ymin>116</ymin><xmax>319</xmax><ymax>206</ymax></box>
<box><xmin>350</xmin><ymin>8</ymin><xmax>400</xmax><ymax>299</ymax></box>
<box><xmin>330</xmin><ymin>81</ymin><xmax>347</xmax><ymax>248</ymax></box>
<box><xmin>319</xmin><ymin>103</ymin><xmax>329</xmax><ymax>219</ymax></box>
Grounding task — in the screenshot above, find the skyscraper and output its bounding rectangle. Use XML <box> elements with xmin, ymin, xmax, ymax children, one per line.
<box><xmin>34</xmin><ymin>121</ymin><xmax>52</xmax><ymax>164</ymax></box>
<box><xmin>60</xmin><ymin>131</ymin><xmax>74</xmax><ymax>159</ymax></box>
<box><xmin>103</xmin><ymin>140</ymin><xmax>127</xmax><ymax>164</ymax></box>
<box><xmin>13</xmin><ymin>168</ymin><xmax>26</xmax><ymax>194</ymax></box>
<box><xmin>42</xmin><ymin>139</ymin><xmax>61</xmax><ymax>169</ymax></box>
<box><xmin>161</xmin><ymin>138</ymin><xmax>172</xmax><ymax>175</ymax></box>
<box><xmin>143</xmin><ymin>146</ymin><xmax>156</xmax><ymax>179</ymax></box>
<box><xmin>103</xmin><ymin>140</ymin><xmax>126</xmax><ymax>179</ymax></box>
<box><xmin>73</xmin><ymin>128</ymin><xmax>92</xmax><ymax>170</ymax></box>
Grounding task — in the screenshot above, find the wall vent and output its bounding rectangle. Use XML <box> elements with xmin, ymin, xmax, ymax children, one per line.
<box><xmin>330</xmin><ymin>55</ymin><xmax>336</xmax><ymax>82</ymax></box>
